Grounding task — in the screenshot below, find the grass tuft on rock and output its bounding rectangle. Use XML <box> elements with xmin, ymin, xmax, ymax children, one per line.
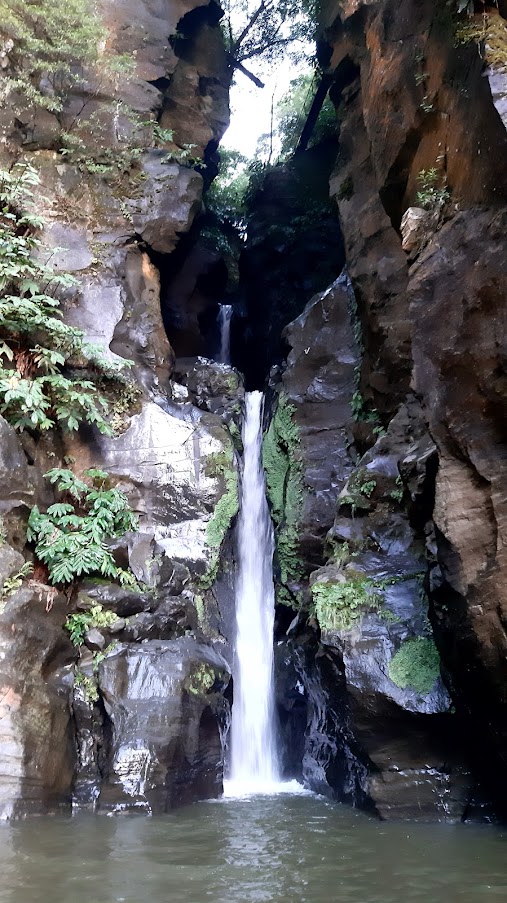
<box><xmin>388</xmin><ymin>637</ymin><xmax>440</xmax><ymax>695</ymax></box>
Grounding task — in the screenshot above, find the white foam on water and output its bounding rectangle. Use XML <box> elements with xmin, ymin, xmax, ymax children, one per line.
<box><xmin>223</xmin><ymin>778</ymin><xmax>311</xmax><ymax>800</ymax></box>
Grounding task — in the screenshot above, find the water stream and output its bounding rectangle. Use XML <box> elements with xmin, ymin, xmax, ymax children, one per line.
<box><xmin>225</xmin><ymin>391</ymin><xmax>280</xmax><ymax>795</ymax></box>
<box><xmin>217</xmin><ymin>304</ymin><xmax>233</xmax><ymax>365</ymax></box>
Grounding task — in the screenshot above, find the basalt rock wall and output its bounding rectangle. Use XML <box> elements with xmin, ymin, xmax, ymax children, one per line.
<box><xmin>268</xmin><ymin>0</ymin><xmax>507</xmax><ymax>818</ymax></box>
<box><xmin>0</xmin><ymin>0</ymin><xmax>238</xmax><ymax>817</ymax></box>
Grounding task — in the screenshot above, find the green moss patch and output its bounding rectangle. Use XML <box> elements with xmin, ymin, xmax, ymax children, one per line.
<box><xmin>388</xmin><ymin>637</ymin><xmax>440</xmax><ymax>695</ymax></box>
<box><xmin>185</xmin><ymin>663</ymin><xmax>216</xmax><ymax>696</ymax></box>
<box><xmin>198</xmin><ymin>445</ymin><xmax>239</xmax><ymax>590</ymax></box>
<box><xmin>205</xmin><ymin>448</ymin><xmax>239</xmax><ymax>550</ymax></box>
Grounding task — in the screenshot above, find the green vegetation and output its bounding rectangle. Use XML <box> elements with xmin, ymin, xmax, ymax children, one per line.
<box><xmin>0</xmin><ymin>0</ymin><xmax>107</xmax><ymax>112</ymax></box>
<box><xmin>0</xmin><ymin>164</ymin><xmax>133</xmax><ymax>434</ymax></box>
<box><xmin>388</xmin><ymin>637</ymin><xmax>441</xmax><ymax>694</ymax></box>
<box><xmin>390</xmin><ymin>475</ymin><xmax>404</xmax><ymax>503</ymax></box>
<box><xmin>0</xmin><ymin>561</ymin><xmax>33</xmax><ymax>603</ymax></box>
<box><xmin>339</xmin><ymin>469</ymin><xmax>378</xmax><ymax>513</ymax></box>
<box><xmin>74</xmin><ymin>669</ymin><xmax>100</xmax><ymax>704</ymax></box>
<box><xmin>258</xmin><ymin>70</ymin><xmax>336</xmax><ymax>160</ymax></box>
<box><xmin>205</xmin><ymin>449</ymin><xmax>239</xmax><ymax>550</ymax></box>
<box><xmin>262</xmin><ymin>392</ymin><xmax>304</xmax><ymax>585</ymax></box>
<box><xmin>312</xmin><ymin>572</ymin><xmax>384</xmax><ymax>632</ymax></box>
<box><xmin>198</xmin><ymin>446</ymin><xmax>239</xmax><ymax>589</ymax></box>
<box><xmin>66</xmin><ymin>605</ymin><xmax>118</xmax><ymax>646</ymax></box>
<box><xmin>60</xmin><ymin>118</ymin><xmax>204</xmax><ymax>187</ymax></box>
<box><xmin>358</xmin><ymin>479</ymin><xmax>376</xmax><ymax>498</ymax></box>
<box><xmin>193</xmin><ymin>593</ymin><xmax>206</xmax><ymax>629</ymax></box>
<box><xmin>27</xmin><ymin>468</ymin><xmax>138</xmax><ymax>585</ymax></box>
<box><xmin>185</xmin><ymin>662</ymin><xmax>216</xmax><ymax>695</ymax></box>
<box><xmin>416</xmin><ymin>168</ymin><xmax>450</xmax><ymax>210</ymax></box>
<box><xmin>74</xmin><ymin>641</ymin><xmax>118</xmax><ymax>703</ymax></box>
<box><xmin>455</xmin><ymin>9</ymin><xmax>507</xmax><ymax>69</ymax></box>
<box><xmin>221</xmin><ymin>0</ymin><xmax>318</xmax><ymax>85</ymax></box>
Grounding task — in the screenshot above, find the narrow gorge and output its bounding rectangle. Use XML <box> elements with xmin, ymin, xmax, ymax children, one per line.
<box><xmin>0</xmin><ymin>0</ymin><xmax>507</xmax><ymax>898</ymax></box>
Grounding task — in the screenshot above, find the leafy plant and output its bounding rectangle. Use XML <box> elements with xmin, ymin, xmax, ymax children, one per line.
<box><xmin>0</xmin><ymin>163</ymin><xmax>131</xmax><ymax>434</ymax></box>
<box><xmin>455</xmin><ymin>8</ymin><xmax>507</xmax><ymax>69</ymax></box>
<box><xmin>1</xmin><ymin>561</ymin><xmax>33</xmax><ymax>600</ymax></box>
<box><xmin>312</xmin><ymin>571</ymin><xmax>384</xmax><ymax>632</ymax></box>
<box><xmin>221</xmin><ymin>0</ymin><xmax>318</xmax><ymax>84</ymax></box>
<box><xmin>390</xmin><ymin>476</ymin><xmax>404</xmax><ymax>503</ymax></box>
<box><xmin>27</xmin><ymin>468</ymin><xmax>138</xmax><ymax>585</ymax></box>
<box><xmin>66</xmin><ymin>605</ymin><xmax>118</xmax><ymax>646</ymax></box>
<box><xmin>350</xmin><ymin>390</ymin><xmax>380</xmax><ymax>424</ymax></box>
<box><xmin>74</xmin><ymin>669</ymin><xmax>99</xmax><ymax>703</ymax></box>
<box><xmin>74</xmin><ymin>642</ymin><xmax>118</xmax><ymax>703</ymax></box>
<box><xmin>262</xmin><ymin>392</ymin><xmax>305</xmax><ymax>587</ymax></box>
<box><xmin>419</xmin><ymin>96</ymin><xmax>434</xmax><ymax>113</ymax></box>
<box><xmin>263</xmin><ymin>69</ymin><xmax>337</xmax><ymax>160</ymax></box>
<box><xmin>415</xmin><ymin>168</ymin><xmax>450</xmax><ymax>210</ymax></box>
<box><xmin>359</xmin><ymin>479</ymin><xmax>376</xmax><ymax>498</ymax></box>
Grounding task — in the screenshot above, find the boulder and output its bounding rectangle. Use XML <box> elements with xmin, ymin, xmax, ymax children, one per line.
<box><xmin>0</xmin><ymin>417</ymin><xmax>35</xmax><ymax>512</ymax></box>
<box><xmin>97</xmin><ymin>638</ymin><xmax>231</xmax><ymax>812</ymax></box>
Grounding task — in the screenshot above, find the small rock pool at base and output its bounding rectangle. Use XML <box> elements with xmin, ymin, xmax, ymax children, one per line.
<box><xmin>0</xmin><ymin>795</ymin><xmax>505</xmax><ymax>903</ymax></box>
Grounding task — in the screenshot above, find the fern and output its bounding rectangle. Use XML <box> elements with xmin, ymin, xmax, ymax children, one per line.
<box><xmin>27</xmin><ymin>468</ymin><xmax>138</xmax><ymax>586</ymax></box>
<box><xmin>0</xmin><ymin>164</ymin><xmax>133</xmax><ymax>435</ymax></box>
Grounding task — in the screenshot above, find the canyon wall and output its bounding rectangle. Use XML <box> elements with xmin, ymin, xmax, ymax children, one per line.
<box><xmin>267</xmin><ymin>0</ymin><xmax>507</xmax><ymax>818</ymax></box>
<box><xmin>0</xmin><ymin>0</ymin><xmax>239</xmax><ymax>817</ymax></box>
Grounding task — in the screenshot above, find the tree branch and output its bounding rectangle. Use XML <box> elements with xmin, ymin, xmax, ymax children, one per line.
<box><xmin>231</xmin><ymin>1</ymin><xmax>268</xmax><ymax>55</ymax></box>
<box><xmin>237</xmin><ymin>36</ymin><xmax>291</xmax><ymax>62</ymax></box>
<box><xmin>227</xmin><ymin>54</ymin><xmax>265</xmax><ymax>88</ymax></box>
<box><xmin>294</xmin><ymin>74</ymin><xmax>333</xmax><ymax>155</ymax></box>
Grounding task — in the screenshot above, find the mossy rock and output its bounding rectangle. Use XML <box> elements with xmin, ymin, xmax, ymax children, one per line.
<box><xmin>185</xmin><ymin>662</ymin><xmax>217</xmax><ymax>696</ymax></box>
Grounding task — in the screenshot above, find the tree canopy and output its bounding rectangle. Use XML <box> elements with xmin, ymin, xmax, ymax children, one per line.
<box><xmin>221</xmin><ymin>0</ymin><xmax>317</xmax><ymax>87</ymax></box>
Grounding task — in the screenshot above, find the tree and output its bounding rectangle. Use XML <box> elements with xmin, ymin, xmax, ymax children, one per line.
<box><xmin>221</xmin><ymin>0</ymin><xmax>317</xmax><ymax>87</ymax></box>
<box><xmin>274</xmin><ymin>72</ymin><xmax>336</xmax><ymax>157</ymax></box>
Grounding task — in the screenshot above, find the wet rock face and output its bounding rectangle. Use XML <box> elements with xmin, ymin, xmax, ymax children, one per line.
<box><xmin>276</xmin><ymin>629</ymin><xmax>369</xmax><ymax>805</ymax></box>
<box><xmin>0</xmin><ymin>590</ymin><xmax>75</xmax><ymax>819</ymax></box>
<box><xmin>0</xmin><ymin>417</ymin><xmax>36</xmax><ymax>513</ymax></box>
<box><xmin>97</xmin><ymin>639</ymin><xmax>231</xmax><ymax>812</ymax></box>
<box><xmin>280</xmin><ymin>274</ymin><xmax>360</xmax><ymax>573</ymax></box>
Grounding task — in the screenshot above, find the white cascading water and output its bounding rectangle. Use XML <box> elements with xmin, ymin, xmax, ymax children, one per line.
<box><xmin>225</xmin><ymin>390</ymin><xmax>280</xmax><ymax>795</ymax></box>
<box><xmin>217</xmin><ymin>304</ymin><xmax>233</xmax><ymax>365</ymax></box>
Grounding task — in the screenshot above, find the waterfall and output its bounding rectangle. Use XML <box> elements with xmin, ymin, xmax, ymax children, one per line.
<box><xmin>217</xmin><ymin>304</ymin><xmax>232</xmax><ymax>365</ymax></box>
<box><xmin>225</xmin><ymin>391</ymin><xmax>280</xmax><ymax>794</ymax></box>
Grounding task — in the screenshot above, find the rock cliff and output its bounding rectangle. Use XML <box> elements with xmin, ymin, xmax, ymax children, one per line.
<box><xmin>1</xmin><ymin>0</ymin><xmax>507</xmax><ymax>824</ymax></box>
<box><xmin>0</xmin><ymin>0</ymin><xmax>237</xmax><ymax>816</ymax></box>
<box><xmin>262</xmin><ymin>0</ymin><xmax>507</xmax><ymax>819</ymax></box>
